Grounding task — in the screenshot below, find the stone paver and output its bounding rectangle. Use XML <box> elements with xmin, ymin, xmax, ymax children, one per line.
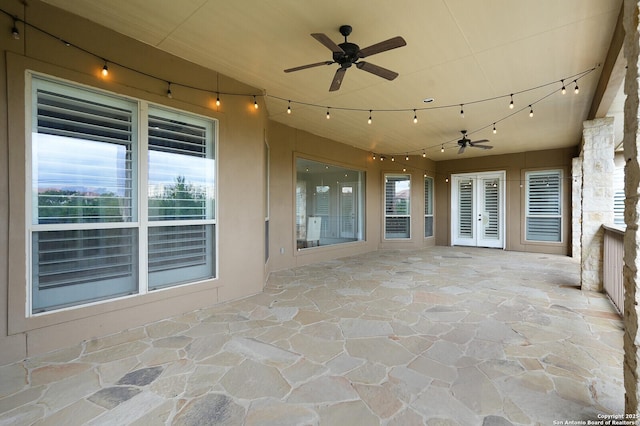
<box><xmin>0</xmin><ymin>247</ymin><xmax>625</xmax><ymax>425</ymax></box>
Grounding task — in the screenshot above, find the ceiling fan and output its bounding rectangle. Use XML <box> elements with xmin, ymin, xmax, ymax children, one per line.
<box><xmin>284</xmin><ymin>25</ymin><xmax>406</xmax><ymax>92</ymax></box>
<box><xmin>457</xmin><ymin>130</ymin><xmax>493</xmax><ymax>154</ymax></box>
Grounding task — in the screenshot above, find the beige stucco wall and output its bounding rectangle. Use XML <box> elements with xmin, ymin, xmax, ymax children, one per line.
<box><xmin>0</xmin><ymin>1</ymin><xmax>267</xmax><ymax>365</ymax></box>
<box><xmin>434</xmin><ymin>147</ymin><xmax>577</xmax><ymax>255</ymax></box>
<box><xmin>266</xmin><ymin>121</ymin><xmax>437</xmax><ymax>273</ymax></box>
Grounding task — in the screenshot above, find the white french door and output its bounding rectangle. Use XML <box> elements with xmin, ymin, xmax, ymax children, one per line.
<box><xmin>451</xmin><ymin>171</ymin><xmax>505</xmax><ymax>248</ymax></box>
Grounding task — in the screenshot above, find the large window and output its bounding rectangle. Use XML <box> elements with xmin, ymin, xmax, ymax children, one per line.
<box><xmin>385</xmin><ymin>174</ymin><xmax>411</xmax><ymax>239</ymax></box>
<box><xmin>29</xmin><ymin>75</ymin><xmax>216</xmax><ymax>313</ymax></box>
<box><xmin>295</xmin><ymin>158</ymin><xmax>364</xmax><ymax>249</ymax></box>
<box><xmin>424</xmin><ymin>176</ymin><xmax>434</xmax><ymax>238</ymax></box>
<box><xmin>525</xmin><ymin>170</ymin><xmax>561</xmax><ymax>242</ymax></box>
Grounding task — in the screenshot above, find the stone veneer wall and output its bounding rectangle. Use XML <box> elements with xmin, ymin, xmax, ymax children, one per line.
<box><xmin>624</xmin><ymin>0</ymin><xmax>640</xmax><ymax>415</ymax></box>
<box><xmin>580</xmin><ymin>118</ymin><xmax>615</xmax><ymax>292</ymax></box>
<box><xmin>572</xmin><ymin>157</ymin><xmax>583</xmax><ymax>261</ymax></box>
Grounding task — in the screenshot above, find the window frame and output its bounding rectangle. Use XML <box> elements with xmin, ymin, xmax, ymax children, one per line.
<box><xmin>424</xmin><ymin>175</ymin><xmax>434</xmax><ymax>238</ymax></box>
<box><xmin>384</xmin><ymin>173</ymin><xmax>411</xmax><ymax>240</ymax></box>
<box><xmin>26</xmin><ymin>73</ymin><xmax>218</xmax><ymax>315</ymax></box>
<box><xmin>524</xmin><ymin>169</ymin><xmax>563</xmax><ymax>243</ymax></box>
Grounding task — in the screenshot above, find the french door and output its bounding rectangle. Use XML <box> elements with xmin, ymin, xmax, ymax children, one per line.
<box><xmin>451</xmin><ymin>171</ymin><xmax>505</xmax><ymax>248</ymax></box>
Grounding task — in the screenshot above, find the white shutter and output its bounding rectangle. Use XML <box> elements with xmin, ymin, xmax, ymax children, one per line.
<box><xmin>482</xmin><ymin>179</ymin><xmax>499</xmax><ymax>239</ymax></box>
<box><xmin>614</xmin><ymin>166</ymin><xmax>625</xmax><ymax>225</ymax></box>
<box><xmin>458</xmin><ymin>179</ymin><xmax>473</xmax><ymax>238</ymax></box>
<box><xmin>526</xmin><ymin>170</ymin><xmax>562</xmax><ymax>242</ymax></box>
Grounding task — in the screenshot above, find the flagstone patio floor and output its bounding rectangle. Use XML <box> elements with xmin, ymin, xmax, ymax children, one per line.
<box><xmin>0</xmin><ymin>246</ymin><xmax>625</xmax><ymax>425</ymax></box>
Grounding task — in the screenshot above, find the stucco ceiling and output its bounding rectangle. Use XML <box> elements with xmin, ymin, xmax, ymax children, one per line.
<box><xmin>42</xmin><ymin>0</ymin><xmax>623</xmax><ymax>160</ymax></box>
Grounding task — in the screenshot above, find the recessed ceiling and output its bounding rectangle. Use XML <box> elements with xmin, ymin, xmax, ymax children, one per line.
<box><xmin>42</xmin><ymin>0</ymin><xmax>622</xmax><ymax>160</ymax></box>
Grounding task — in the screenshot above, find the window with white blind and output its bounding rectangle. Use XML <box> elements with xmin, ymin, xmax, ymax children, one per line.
<box><xmin>525</xmin><ymin>170</ymin><xmax>562</xmax><ymax>242</ymax></box>
<box><xmin>424</xmin><ymin>176</ymin><xmax>434</xmax><ymax>238</ymax></box>
<box><xmin>614</xmin><ymin>165</ymin><xmax>625</xmax><ymax>225</ymax></box>
<box><xmin>29</xmin><ymin>75</ymin><xmax>216</xmax><ymax>313</ymax></box>
<box><xmin>385</xmin><ymin>174</ymin><xmax>410</xmax><ymax>239</ymax></box>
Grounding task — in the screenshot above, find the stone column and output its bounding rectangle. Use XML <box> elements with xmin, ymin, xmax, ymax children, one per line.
<box><xmin>581</xmin><ymin>117</ymin><xmax>615</xmax><ymax>292</ymax></box>
<box><xmin>624</xmin><ymin>0</ymin><xmax>640</xmax><ymax>415</ymax></box>
<box><xmin>572</xmin><ymin>157</ymin><xmax>583</xmax><ymax>260</ymax></box>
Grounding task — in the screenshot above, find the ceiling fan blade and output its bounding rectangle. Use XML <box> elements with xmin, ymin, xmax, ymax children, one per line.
<box><xmin>358</xmin><ymin>36</ymin><xmax>407</xmax><ymax>58</ymax></box>
<box><xmin>469</xmin><ymin>142</ymin><xmax>493</xmax><ymax>149</ymax></box>
<box><xmin>284</xmin><ymin>61</ymin><xmax>334</xmax><ymax>73</ymax></box>
<box><xmin>329</xmin><ymin>67</ymin><xmax>347</xmax><ymax>91</ymax></box>
<box><xmin>356</xmin><ymin>62</ymin><xmax>398</xmax><ymax>81</ymax></box>
<box><xmin>470</xmin><ymin>139</ymin><xmax>490</xmax><ymax>144</ymax></box>
<box><xmin>311</xmin><ymin>33</ymin><xmax>344</xmax><ymax>54</ymax></box>
<box><xmin>458</xmin><ymin>145</ymin><xmax>466</xmax><ymax>154</ymax></box>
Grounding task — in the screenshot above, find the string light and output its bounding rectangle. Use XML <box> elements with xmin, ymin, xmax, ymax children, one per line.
<box><xmin>372</xmin><ymin>153</ymin><xmax>376</xmax><ymax>160</ymax></box>
<box><xmin>413</xmin><ymin>109</ymin><xmax>418</xmax><ymax>124</ymax></box>
<box><xmin>254</xmin><ymin>96</ymin><xmax>259</xmax><ymax>109</ymax></box>
<box><xmin>402</xmin><ymin>167</ymin><xmax>406</xmax><ymax>172</ymax></box>
<box><xmin>509</xmin><ymin>94</ymin><xmax>514</xmax><ymax>109</ymax></box>
<box><xmin>460</xmin><ymin>104</ymin><xmax>464</xmax><ymax>118</ymax></box>
<box><xmin>326</xmin><ymin>108</ymin><xmax>330</xmax><ymax>119</ymax></box>
<box><xmin>380</xmin><ymin>156</ymin><xmax>385</xmax><ymax>161</ymax></box>
<box><xmin>368</xmin><ymin>110</ymin><xmax>372</xmax><ymax>124</ymax></box>
<box><xmin>561</xmin><ymin>80</ymin><xmax>566</xmax><ymax>95</ymax></box>
<box><xmin>529</xmin><ymin>105</ymin><xmax>534</xmax><ymax>117</ymax></box>
<box><xmin>216</xmin><ymin>93</ymin><xmax>221</xmax><ymax>107</ymax></box>
<box><xmin>574</xmin><ymin>80</ymin><xmax>579</xmax><ymax>94</ymax></box>
<box><xmin>166</xmin><ymin>82</ymin><xmax>172</xmax><ymax>99</ymax></box>
<box><xmin>101</xmin><ymin>61</ymin><xmax>109</xmax><ymax>77</ymax></box>
<box><xmin>440</xmin><ymin>145</ymin><xmax>445</xmax><ymax>153</ymax></box>
<box><xmin>493</xmin><ymin>123</ymin><xmax>497</xmax><ymax>134</ymax></box>
<box><xmin>391</xmin><ymin>156</ymin><xmax>395</xmax><ymax>162</ymax></box>
<box><xmin>422</xmin><ymin>151</ymin><xmax>426</xmax><ymax>158</ymax></box>
<box><xmin>405</xmin><ymin>154</ymin><xmax>409</xmax><ymax>161</ymax></box>
<box><xmin>287</xmin><ymin>100</ymin><xmax>291</xmax><ymax>114</ymax></box>
<box><xmin>11</xmin><ymin>18</ymin><xmax>19</xmax><ymax>40</ymax></box>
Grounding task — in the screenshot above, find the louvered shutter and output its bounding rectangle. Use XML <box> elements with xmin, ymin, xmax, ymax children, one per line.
<box><xmin>526</xmin><ymin>170</ymin><xmax>562</xmax><ymax>242</ymax></box>
<box><xmin>614</xmin><ymin>166</ymin><xmax>625</xmax><ymax>225</ymax></box>
<box><xmin>458</xmin><ymin>179</ymin><xmax>473</xmax><ymax>238</ymax></box>
<box><xmin>31</xmin><ymin>78</ymin><xmax>138</xmax><ymax>312</ymax></box>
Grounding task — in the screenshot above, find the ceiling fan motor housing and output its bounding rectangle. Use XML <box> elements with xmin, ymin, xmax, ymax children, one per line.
<box><xmin>334</xmin><ymin>42</ymin><xmax>360</xmax><ymax>67</ymax></box>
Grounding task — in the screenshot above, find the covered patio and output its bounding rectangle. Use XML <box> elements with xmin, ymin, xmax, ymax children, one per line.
<box><xmin>0</xmin><ymin>247</ymin><xmax>623</xmax><ymax>425</ymax></box>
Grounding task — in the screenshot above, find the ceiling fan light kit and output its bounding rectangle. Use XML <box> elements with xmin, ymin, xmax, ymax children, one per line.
<box><xmin>284</xmin><ymin>25</ymin><xmax>407</xmax><ymax>91</ymax></box>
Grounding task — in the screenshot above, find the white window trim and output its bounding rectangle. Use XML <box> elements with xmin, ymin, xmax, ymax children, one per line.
<box><xmin>26</xmin><ymin>72</ymin><xmax>219</xmax><ymax>316</ymax></box>
<box><xmin>384</xmin><ymin>173</ymin><xmax>411</xmax><ymax>240</ymax></box>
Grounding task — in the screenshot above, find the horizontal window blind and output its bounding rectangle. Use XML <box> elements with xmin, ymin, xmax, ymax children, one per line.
<box><xmin>32</xmin><ymin>228</ymin><xmax>138</xmax><ymax>312</ymax></box>
<box><xmin>526</xmin><ymin>170</ymin><xmax>561</xmax><ymax>242</ymax></box>
<box><xmin>614</xmin><ymin>166</ymin><xmax>625</xmax><ymax>225</ymax></box>
<box><xmin>458</xmin><ymin>180</ymin><xmax>473</xmax><ymax>238</ymax></box>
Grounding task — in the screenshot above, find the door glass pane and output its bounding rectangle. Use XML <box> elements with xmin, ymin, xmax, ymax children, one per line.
<box><xmin>458</xmin><ymin>179</ymin><xmax>473</xmax><ymax>238</ymax></box>
<box><xmin>482</xmin><ymin>179</ymin><xmax>499</xmax><ymax>240</ymax></box>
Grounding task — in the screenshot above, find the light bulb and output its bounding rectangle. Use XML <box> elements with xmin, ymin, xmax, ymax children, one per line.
<box><xmin>509</xmin><ymin>94</ymin><xmax>514</xmax><ymax>109</ymax></box>
<box><xmin>391</xmin><ymin>156</ymin><xmax>395</xmax><ymax>162</ymax></box>
<box><xmin>287</xmin><ymin>101</ymin><xmax>291</xmax><ymax>114</ymax></box>
<box><xmin>405</xmin><ymin>154</ymin><xmax>409</xmax><ymax>161</ymax></box>
<box><xmin>372</xmin><ymin>153</ymin><xmax>376</xmax><ymax>160</ymax></box>
<box><xmin>574</xmin><ymin>80</ymin><xmax>579</xmax><ymax>94</ymax></box>
<box><xmin>101</xmin><ymin>63</ymin><xmax>109</xmax><ymax>77</ymax></box>
<box><xmin>326</xmin><ymin>109</ymin><xmax>330</xmax><ymax>119</ymax></box>
<box><xmin>11</xmin><ymin>21</ymin><xmax>19</xmax><ymax>40</ymax></box>
<box><xmin>368</xmin><ymin>110</ymin><xmax>372</xmax><ymax>124</ymax></box>
<box><xmin>413</xmin><ymin>109</ymin><xmax>418</xmax><ymax>124</ymax></box>
<box><xmin>561</xmin><ymin>80</ymin><xmax>566</xmax><ymax>95</ymax></box>
<box><xmin>422</xmin><ymin>152</ymin><xmax>426</xmax><ymax>158</ymax></box>
<box><xmin>167</xmin><ymin>83</ymin><xmax>172</xmax><ymax>99</ymax></box>
<box><xmin>493</xmin><ymin>124</ymin><xmax>497</xmax><ymax>134</ymax></box>
<box><xmin>529</xmin><ymin>105</ymin><xmax>534</xmax><ymax>117</ymax></box>
<box><xmin>254</xmin><ymin>96</ymin><xmax>259</xmax><ymax>109</ymax></box>
<box><xmin>216</xmin><ymin>94</ymin><xmax>221</xmax><ymax>106</ymax></box>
